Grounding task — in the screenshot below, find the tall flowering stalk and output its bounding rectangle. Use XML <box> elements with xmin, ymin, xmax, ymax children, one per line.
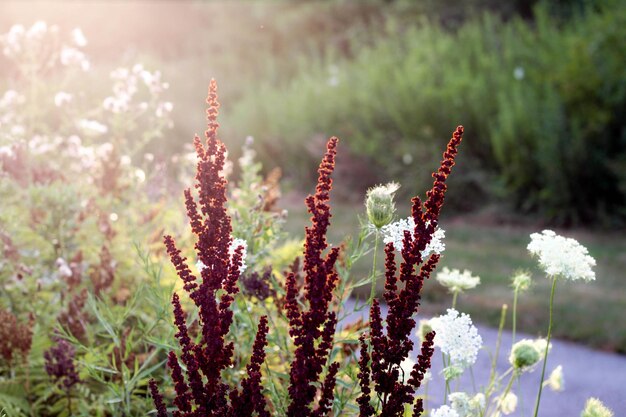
<box><xmin>358</xmin><ymin>126</ymin><xmax>464</xmax><ymax>416</ymax></box>
<box><xmin>150</xmin><ymin>80</ymin><xmax>270</xmax><ymax>417</ymax></box>
<box><xmin>284</xmin><ymin>136</ymin><xmax>341</xmax><ymax>416</ymax></box>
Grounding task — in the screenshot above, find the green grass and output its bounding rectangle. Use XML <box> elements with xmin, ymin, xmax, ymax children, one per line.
<box><xmin>283</xmin><ymin>197</ymin><xmax>626</xmax><ymax>353</ymax></box>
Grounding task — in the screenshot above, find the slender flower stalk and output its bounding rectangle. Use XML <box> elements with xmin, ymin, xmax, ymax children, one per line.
<box><xmin>533</xmin><ymin>276</ymin><xmax>557</xmax><ymax>417</ymax></box>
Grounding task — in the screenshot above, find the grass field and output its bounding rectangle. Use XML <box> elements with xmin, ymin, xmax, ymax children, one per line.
<box><xmin>283</xmin><ymin>196</ymin><xmax>626</xmax><ymax>353</ymax></box>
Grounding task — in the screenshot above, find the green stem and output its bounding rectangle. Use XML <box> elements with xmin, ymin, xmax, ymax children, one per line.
<box><xmin>512</xmin><ymin>289</ymin><xmax>519</xmax><ymax>343</ymax></box>
<box><xmin>451</xmin><ymin>291</ymin><xmax>458</xmax><ymax>309</ymax></box>
<box><xmin>533</xmin><ymin>276</ymin><xmax>557</xmax><ymax>417</ymax></box>
<box><xmin>368</xmin><ymin>231</ymin><xmax>380</xmax><ymax>304</ymax></box>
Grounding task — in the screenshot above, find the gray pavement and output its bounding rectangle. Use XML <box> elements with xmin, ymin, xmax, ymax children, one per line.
<box><xmin>339</xmin><ymin>298</ymin><xmax>626</xmax><ymax>416</ymax></box>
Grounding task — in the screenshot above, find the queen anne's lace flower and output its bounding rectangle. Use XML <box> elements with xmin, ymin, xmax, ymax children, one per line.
<box><xmin>527</xmin><ymin>230</ymin><xmax>596</xmax><ymax>281</ymax></box>
<box><xmin>436</xmin><ymin>267</ymin><xmax>480</xmax><ymax>293</ymax></box>
<box><xmin>449</xmin><ymin>392</ymin><xmax>486</xmax><ymax>417</ymax></box>
<box><xmin>430</xmin><ymin>309</ymin><xmax>482</xmax><ymax>370</ymax></box>
<box><xmin>432</xmin><ymin>405</ymin><xmax>460</xmax><ymax>417</ymax></box>
<box><xmin>381</xmin><ymin>217</ymin><xmax>445</xmax><ymax>257</ymax></box>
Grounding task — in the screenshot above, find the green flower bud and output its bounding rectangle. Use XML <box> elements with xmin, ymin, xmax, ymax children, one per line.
<box><xmin>509</xmin><ymin>339</ymin><xmax>549</xmax><ymax>371</ymax></box>
<box><xmin>365</xmin><ymin>182</ymin><xmax>400</xmax><ymax>229</ymax></box>
<box><xmin>581</xmin><ymin>398</ymin><xmax>614</xmax><ymax>417</ymax></box>
<box><xmin>416</xmin><ymin>319</ymin><xmax>433</xmax><ymax>343</ymax></box>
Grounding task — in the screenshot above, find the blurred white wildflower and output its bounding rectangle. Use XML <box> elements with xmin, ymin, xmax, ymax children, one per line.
<box><xmin>155</xmin><ymin>101</ymin><xmax>173</xmax><ymax>118</ymax></box>
<box><xmin>430</xmin><ymin>308</ymin><xmax>482</xmax><ymax>371</ymax></box>
<box><xmin>2</xmin><ymin>24</ymin><xmax>26</xmax><ymax>56</ymax></box>
<box><xmin>511</xmin><ymin>270</ymin><xmax>532</xmax><ymax>292</ymax></box>
<box><xmin>78</xmin><ymin>119</ymin><xmax>107</xmax><ymax>135</ymax></box>
<box><xmin>381</xmin><ymin>217</ymin><xmax>445</xmax><ymax>257</ymax></box>
<box><xmin>581</xmin><ymin>398</ymin><xmax>614</xmax><ymax>417</ymax></box>
<box><xmin>497</xmin><ymin>392</ymin><xmax>518</xmax><ymax>415</ymax></box>
<box><xmin>27</xmin><ymin>21</ymin><xmax>48</xmax><ymax>39</ymax></box>
<box><xmin>54</xmin><ymin>91</ymin><xmax>72</xmax><ymax>107</ymax></box>
<box><xmin>55</xmin><ymin>257</ymin><xmax>72</xmax><ymax>278</ymax></box>
<box><xmin>449</xmin><ymin>392</ymin><xmax>485</xmax><ymax>417</ymax></box>
<box><xmin>402</xmin><ymin>153</ymin><xmax>413</xmax><ymax>165</ymax></box>
<box><xmin>544</xmin><ymin>364</ymin><xmax>564</xmax><ymax>391</ymax></box>
<box><xmin>431</xmin><ymin>405</ymin><xmax>460</xmax><ymax>417</ymax></box>
<box><xmin>436</xmin><ymin>267</ymin><xmax>480</xmax><ymax>293</ymax></box>
<box><xmin>513</xmin><ymin>66</ymin><xmax>525</xmax><ymax>80</ymax></box>
<box><xmin>109</xmin><ymin>213</ymin><xmax>119</xmax><ymax>222</ymax></box>
<box><xmin>71</xmin><ymin>28</ymin><xmax>87</xmax><ymax>47</ymax></box>
<box><xmin>509</xmin><ymin>338</ymin><xmax>551</xmax><ymax>372</ymax></box>
<box><xmin>528</xmin><ymin>230</ymin><xmax>596</xmax><ymax>281</ymax></box>
<box><xmin>327</xmin><ymin>65</ymin><xmax>340</xmax><ymax>87</ymax></box>
<box><xmin>60</xmin><ymin>46</ymin><xmax>90</xmax><ymax>71</ymax></box>
<box><xmin>134</xmin><ymin>169</ymin><xmax>146</xmax><ymax>183</ymax></box>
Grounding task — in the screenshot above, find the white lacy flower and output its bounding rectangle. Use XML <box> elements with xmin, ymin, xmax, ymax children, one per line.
<box><xmin>527</xmin><ymin>230</ymin><xmax>596</xmax><ymax>281</ymax></box>
<box><xmin>449</xmin><ymin>392</ymin><xmax>485</xmax><ymax>417</ymax></box>
<box><xmin>430</xmin><ymin>309</ymin><xmax>482</xmax><ymax>370</ymax></box>
<box><xmin>78</xmin><ymin>119</ymin><xmax>107</xmax><ymax>135</ymax></box>
<box><xmin>71</xmin><ymin>28</ymin><xmax>87</xmax><ymax>47</ymax></box>
<box><xmin>60</xmin><ymin>46</ymin><xmax>90</xmax><ymax>71</ymax></box>
<box><xmin>431</xmin><ymin>405</ymin><xmax>460</xmax><ymax>417</ymax></box>
<box><xmin>381</xmin><ymin>217</ymin><xmax>445</xmax><ymax>257</ymax></box>
<box><xmin>497</xmin><ymin>392</ymin><xmax>518</xmax><ymax>415</ymax></box>
<box><xmin>436</xmin><ymin>267</ymin><xmax>480</xmax><ymax>293</ymax></box>
<box><xmin>544</xmin><ymin>365</ymin><xmax>564</xmax><ymax>391</ymax></box>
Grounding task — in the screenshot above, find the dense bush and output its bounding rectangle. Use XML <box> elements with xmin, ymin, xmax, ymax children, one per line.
<box><xmin>227</xmin><ymin>1</ymin><xmax>626</xmax><ymax>224</ymax></box>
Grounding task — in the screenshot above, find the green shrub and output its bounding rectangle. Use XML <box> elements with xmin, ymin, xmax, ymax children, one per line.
<box><xmin>227</xmin><ymin>1</ymin><xmax>626</xmax><ymax>224</ymax></box>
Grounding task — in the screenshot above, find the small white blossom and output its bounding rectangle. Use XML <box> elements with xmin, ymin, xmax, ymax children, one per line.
<box><xmin>71</xmin><ymin>28</ymin><xmax>87</xmax><ymax>47</ymax></box>
<box><xmin>449</xmin><ymin>392</ymin><xmax>485</xmax><ymax>417</ymax></box>
<box><xmin>544</xmin><ymin>365</ymin><xmax>564</xmax><ymax>391</ymax></box>
<box><xmin>60</xmin><ymin>46</ymin><xmax>90</xmax><ymax>71</ymax></box>
<box><xmin>497</xmin><ymin>392</ymin><xmax>518</xmax><ymax>415</ymax></box>
<box><xmin>430</xmin><ymin>309</ymin><xmax>482</xmax><ymax>371</ymax></box>
<box><xmin>78</xmin><ymin>119</ymin><xmax>108</xmax><ymax>135</ymax></box>
<box><xmin>431</xmin><ymin>405</ymin><xmax>460</xmax><ymax>417</ymax></box>
<box><xmin>55</xmin><ymin>257</ymin><xmax>72</xmax><ymax>278</ymax></box>
<box><xmin>436</xmin><ymin>267</ymin><xmax>480</xmax><ymax>293</ymax></box>
<box><xmin>54</xmin><ymin>91</ymin><xmax>72</xmax><ymax>107</ymax></box>
<box><xmin>528</xmin><ymin>230</ymin><xmax>596</xmax><ymax>281</ymax></box>
<box><xmin>511</xmin><ymin>270</ymin><xmax>532</xmax><ymax>292</ymax></box>
<box><xmin>381</xmin><ymin>217</ymin><xmax>445</xmax><ymax>257</ymax></box>
<box><xmin>513</xmin><ymin>66</ymin><xmax>525</xmax><ymax>80</ymax></box>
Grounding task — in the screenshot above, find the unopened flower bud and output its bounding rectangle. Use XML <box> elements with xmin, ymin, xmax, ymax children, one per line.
<box><xmin>509</xmin><ymin>338</ymin><xmax>550</xmax><ymax>371</ymax></box>
<box><xmin>544</xmin><ymin>364</ymin><xmax>564</xmax><ymax>391</ymax></box>
<box><xmin>365</xmin><ymin>182</ymin><xmax>399</xmax><ymax>229</ymax></box>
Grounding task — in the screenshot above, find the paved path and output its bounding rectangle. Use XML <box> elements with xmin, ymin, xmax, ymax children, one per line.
<box><xmin>339</xmin><ymin>298</ymin><xmax>626</xmax><ymax>416</ymax></box>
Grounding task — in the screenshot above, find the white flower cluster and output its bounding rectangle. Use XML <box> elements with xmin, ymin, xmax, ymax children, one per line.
<box><xmin>497</xmin><ymin>392</ymin><xmax>518</xmax><ymax>415</ymax></box>
<box><xmin>381</xmin><ymin>217</ymin><xmax>445</xmax><ymax>258</ymax></box>
<box><xmin>449</xmin><ymin>392</ymin><xmax>485</xmax><ymax>417</ymax></box>
<box><xmin>0</xmin><ymin>90</ymin><xmax>25</xmax><ymax>137</ymax></box>
<box><xmin>1</xmin><ymin>21</ymin><xmax>90</xmax><ymax>71</ymax></box>
<box><xmin>436</xmin><ymin>267</ymin><xmax>480</xmax><ymax>293</ymax></box>
<box><xmin>431</xmin><ymin>405</ymin><xmax>460</xmax><ymax>417</ymax></box>
<box><xmin>104</xmin><ymin>64</ymin><xmax>172</xmax><ymax>120</ymax></box>
<box><xmin>430</xmin><ymin>309</ymin><xmax>482</xmax><ymax>370</ymax></box>
<box><xmin>197</xmin><ymin>238</ymin><xmax>248</xmax><ymax>275</ymax></box>
<box><xmin>544</xmin><ymin>365</ymin><xmax>564</xmax><ymax>392</ymax></box>
<box><xmin>527</xmin><ymin>230</ymin><xmax>596</xmax><ymax>281</ymax></box>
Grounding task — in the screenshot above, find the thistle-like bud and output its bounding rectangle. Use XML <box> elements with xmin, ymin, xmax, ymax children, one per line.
<box><xmin>365</xmin><ymin>182</ymin><xmax>400</xmax><ymax>229</ymax></box>
<box><xmin>543</xmin><ymin>364</ymin><xmax>564</xmax><ymax>391</ymax></box>
<box><xmin>509</xmin><ymin>338</ymin><xmax>550</xmax><ymax>371</ymax></box>
<box><xmin>581</xmin><ymin>398</ymin><xmax>614</xmax><ymax>417</ymax></box>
